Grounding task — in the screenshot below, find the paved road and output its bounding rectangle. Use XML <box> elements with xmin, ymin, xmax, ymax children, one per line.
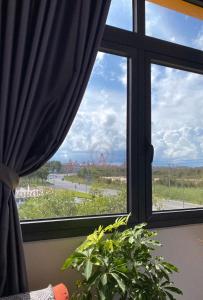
<box><xmin>49</xmin><ymin>175</ymin><xmax>203</xmax><ymax>209</ymax></box>
<box><xmin>153</xmin><ymin>199</ymin><xmax>203</xmax><ymax>211</ymax></box>
<box><xmin>48</xmin><ymin>174</ymin><xmax>118</xmax><ymax>196</ymax></box>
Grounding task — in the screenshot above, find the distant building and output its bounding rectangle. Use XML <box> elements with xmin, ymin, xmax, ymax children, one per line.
<box><xmin>62</xmin><ymin>160</ymin><xmax>80</xmax><ymax>174</ymax></box>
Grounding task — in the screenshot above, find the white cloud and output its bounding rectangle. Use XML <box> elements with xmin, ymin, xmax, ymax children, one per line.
<box><xmin>119</xmin><ymin>61</ymin><xmax>127</xmax><ymax>87</ymax></box>
<box><xmin>193</xmin><ymin>26</ymin><xmax>203</xmax><ymax>50</ymax></box>
<box><xmin>169</xmin><ymin>36</ymin><xmax>176</xmax><ymax>43</ymax></box>
<box><xmin>93</xmin><ymin>52</ymin><xmax>105</xmax><ymax>76</ymax></box>
<box><xmin>96</xmin><ymin>52</ymin><xmax>105</xmax><ymax>64</ymax></box>
<box><xmin>145</xmin><ymin>2</ymin><xmax>161</xmax><ymax>36</ymax></box>
<box><xmin>145</xmin><ymin>1</ymin><xmax>195</xmax><ymax>48</ymax></box>
<box><xmin>152</xmin><ymin>65</ymin><xmax>203</xmax><ymax>164</ymax></box>
<box><xmin>56</xmin><ymin>88</ymin><xmax>126</xmax><ymax>162</ymax></box>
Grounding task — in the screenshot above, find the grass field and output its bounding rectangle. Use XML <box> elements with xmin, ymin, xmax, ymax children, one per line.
<box><xmin>64</xmin><ymin>175</ymin><xmax>86</xmax><ymax>184</ymax></box>
<box><xmin>153</xmin><ymin>184</ymin><xmax>203</xmax><ymax>205</ymax></box>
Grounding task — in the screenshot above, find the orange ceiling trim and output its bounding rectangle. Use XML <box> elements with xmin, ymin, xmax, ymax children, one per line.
<box><xmin>148</xmin><ymin>0</ymin><xmax>203</xmax><ymax>20</ymax></box>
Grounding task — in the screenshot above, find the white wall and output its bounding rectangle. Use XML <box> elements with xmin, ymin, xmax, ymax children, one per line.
<box><xmin>24</xmin><ymin>224</ymin><xmax>203</xmax><ymax>300</ymax></box>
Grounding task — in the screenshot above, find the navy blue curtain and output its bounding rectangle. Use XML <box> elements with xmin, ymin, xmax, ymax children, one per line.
<box><xmin>0</xmin><ymin>0</ymin><xmax>111</xmax><ymax>296</ymax></box>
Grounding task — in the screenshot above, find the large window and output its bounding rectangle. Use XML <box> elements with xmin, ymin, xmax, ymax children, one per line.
<box><xmin>18</xmin><ymin>53</ymin><xmax>127</xmax><ymax>220</ymax></box>
<box><xmin>21</xmin><ymin>0</ymin><xmax>203</xmax><ymax>241</ymax></box>
<box><xmin>152</xmin><ymin>64</ymin><xmax>203</xmax><ymax>211</ymax></box>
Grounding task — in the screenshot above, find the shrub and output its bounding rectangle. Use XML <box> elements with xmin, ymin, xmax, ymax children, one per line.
<box><xmin>62</xmin><ymin>216</ymin><xmax>182</xmax><ymax>300</ymax></box>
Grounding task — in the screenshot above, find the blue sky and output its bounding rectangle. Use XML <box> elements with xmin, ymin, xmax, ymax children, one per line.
<box><xmin>53</xmin><ymin>1</ymin><xmax>203</xmax><ymax>166</ymax></box>
<box><xmin>53</xmin><ymin>52</ymin><xmax>127</xmax><ymax>164</ymax></box>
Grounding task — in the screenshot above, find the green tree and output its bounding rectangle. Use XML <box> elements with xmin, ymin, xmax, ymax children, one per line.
<box><xmin>46</xmin><ymin>160</ymin><xmax>62</xmax><ymax>173</ymax></box>
<box><xmin>34</xmin><ymin>165</ymin><xmax>49</xmax><ymax>181</ymax></box>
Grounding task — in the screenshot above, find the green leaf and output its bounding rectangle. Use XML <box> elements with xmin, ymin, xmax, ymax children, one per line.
<box><xmin>101</xmin><ymin>273</ymin><xmax>108</xmax><ymax>286</ymax></box>
<box><xmin>98</xmin><ymin>289</ymin><xmax>106</xmax><ymax>300</ymax></box>
<box><xmin>129</xmin><ymin>236</ymin><xmax>134</xmax><ymax>244</ymax></box>
<box><xmin>83</xmin><ymin>260</ymin><xmax>93</xmax><ymax>280</ymax></box>
<box><xmin>62</xmin><ymin>251</ymin><xmax>87</xmax><ymax>270</ymax></box>
<box><xmin>104</xmin><ymin>215</ymin><xmax>130</xmax><ymax>233</ymax></box>
<box><xmin>161</xmin><ymin>280</ymin><xmax>170</xmax><ymax>287</ymax></box>
<box><xmin>111</xmin><ymin>273</ymin><xmax>126</xmax><ymax>294</ymax></box>
<box><xmin>104</xmin><ymin>239</ymin><xmax>114</xmax><ymax>252</ymax></box>
<box><xmin>165</xmin><ymin>286</ymin><xmax>183</xmax><ymax>295</ymax></box>
<box><xmin>159</xmin><ymin>268</ymin><xmax>170</xmax><ymax>281</ymax></box>
<box><xmin>165</xmin><ymin>291</ymin><xmax>175</xmax><ymax>300</ymax></box>
<box><xmin>61</xmin><ymin>255</ymin><xmax>74</xmax><ymax>270</ymax></box>
<box><xmin>162</xmin><ymin>262</ymin><xmax>179</xmax><ymax>273</ymax></box>
<box><xmin>87</xmin><ymin>270</ymin><xmax>101</xmax><ymax>286</ymax></box>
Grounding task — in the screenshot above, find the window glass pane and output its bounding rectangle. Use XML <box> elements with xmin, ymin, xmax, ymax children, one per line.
<box><xmin>146</xmin><ymin>0</ymin><xmax>203</xmax><ymax>51</ymax></box>
<box><xmin>17</xmin><ymin>52</ymin><xmax>127</xmax><ymax>220</ymax></box>
<box><xmin>106</xmin><ymin>0</ymin><xmax>133</xmax><ymax>31</ymax></box>
<box><xmin>152</xmin><ymin>64</ymin><xmax>203</xmax><ymax>211</ymax></box>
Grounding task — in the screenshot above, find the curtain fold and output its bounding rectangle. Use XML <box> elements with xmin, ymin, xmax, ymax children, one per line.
<box><xmin>0</xmin><ymin>0</ymin><xmax>111</xmax><ymax>296</ymax></box>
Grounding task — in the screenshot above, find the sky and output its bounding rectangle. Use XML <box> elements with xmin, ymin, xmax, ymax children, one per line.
<box><xmin>53</xmin><ymin>52</ymin><xmax>127</xmax><ymax>164</ymax></box>
<box><xmin>53</xmin><ymin>0</ymin><xmax>203</xmax><ymax>167</ymax></box>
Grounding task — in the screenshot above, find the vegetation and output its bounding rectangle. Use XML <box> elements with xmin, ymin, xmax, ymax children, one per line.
<box><xmin>153</xmin><ymin>184</ymin><xmax>203</xmax><ymax>205</ymax></box>
<box><xmin>62</xmin><ymin>216</ymin><xmax>182</xmax><ymax>300</ymax></box>
<box><xmin>64</xmin><ymin>175</ymin><xmax>86</xmax><ymax>184</ymax></box>
<box><xmin>18</xmin><ymin>162</ymin><xmax>127</xmax><ymax>220</ymax></box>
<box><xmin>153</xmin><ymin>166</ymin><xmax>203</xmax><ymax>207</ymax></box>
<box><xmin>64</xmin><ymin>165</ymin><xmax>126</xmax><ymax>191</ymax></box>
<box><xmin>153</xmin><ymin>166</ymin><xmax>203</xmax><ymax>180</ymax></box>
<box><xmin>46</xmin><ymin>160</ymin><xmax>62</xmax><ymax>173</ymax></box>
<box><xmin>153</xmin><ymin>166</ymin><xmax>203</xmax><ymax>188</ymax></box>
<box><xmin>77</xmin><ymin>165</ymin><xmax>126</xmax><ymax>179</ymax></box>
<box><xmin>17</xmin><ymin>163</ymin><xmax>203</xmax><ymax>220</ymax></box>
<box><xmin>19</xmin><ymin>161</ymin><xmax>62</xmax><ymax>187</ymax></box>
<box><xmin>64</xmin><ymin>174</ymin><xmax>125</xmax><ymax>190</ymax></box>
<box><xmin>19</xmin><ymin>175</ymin><xmax>51</xmax><ymax>187</ymax></box>
<box><xmin>18</xmin><ymin>189</ymin><xmax>127</xmax><ymax>220</ymax></box>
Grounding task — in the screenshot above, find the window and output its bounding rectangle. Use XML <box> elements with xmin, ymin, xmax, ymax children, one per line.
<box><xmin>18</xmin><ymin>53</ymin><xmax>127</xmax><ymax>221</ymax></box>
<box><xmin>21</xmin><ymin>0</ymin><xmax>203</xmax><ymax>241</ymax></box>
<box><xmin>106</xmin><ymin>0</ymin><xmax>133</xmax><ymax>31</ymax></box>
<box><xmin>151</xmin><ymin>64</ymin><xmax>203</xmax><ymax>211</ymax></box>
<box><xmin>146</xmin><ymin>0</ymin><xmax>203</xmax><ymax>50</ymax></box>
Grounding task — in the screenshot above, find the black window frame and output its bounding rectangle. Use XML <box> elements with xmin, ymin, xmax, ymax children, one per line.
<box><xmin>21</xmin><ymin>0</ymin><xmax>203</xmax><ymax>242</ymax></box>
<box><xmin>145</xmin><ymin>53</ymin><xmax>203</xmax><ymax>228</ymax></box>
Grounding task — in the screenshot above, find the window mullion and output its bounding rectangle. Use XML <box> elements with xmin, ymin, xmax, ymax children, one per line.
<box><xmin>136</xmin><ymin>0</ymin><xmax>145</xmax><ymax>36</ymax></box>
<box><xmin>128</xmin><ymin>54</ymin><xmax>140</xmax><ymax>223</ymax></box>
<box><xmin>136</xmin><ymin>49</ymin><xmax>148</xmax><ymax>223</ymax></box>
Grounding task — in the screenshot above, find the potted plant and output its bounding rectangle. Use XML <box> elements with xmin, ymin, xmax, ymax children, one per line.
<box><xmin>62</xmin><ymin>215</ymin><xmax>183</xmax><ymax>299</ymax></box>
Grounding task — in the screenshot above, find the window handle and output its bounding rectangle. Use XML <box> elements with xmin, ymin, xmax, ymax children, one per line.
<box><xmin>146</xmin><ymin>143</ymin><xmax>154</xmax><ymax>164</ymax></box>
